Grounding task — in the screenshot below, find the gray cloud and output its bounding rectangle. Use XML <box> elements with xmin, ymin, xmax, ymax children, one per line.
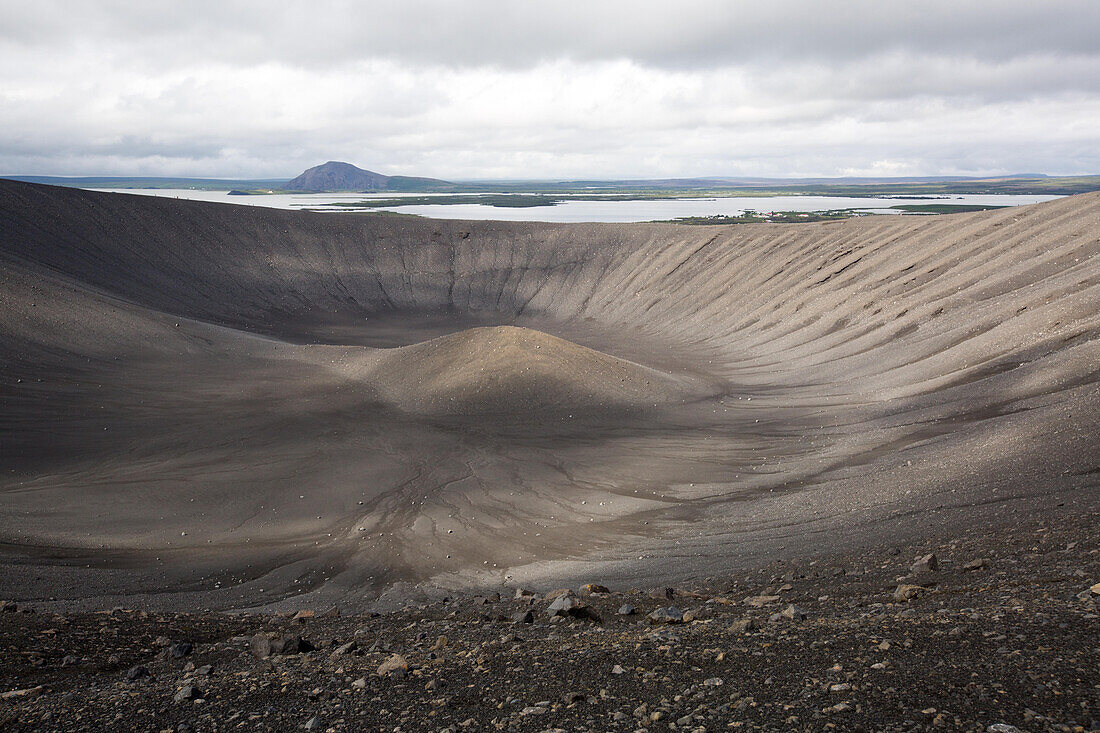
<box><xmin>0</xmin><ymin>1</ymin><xmax>1097</xmax><ymax>178</ymax></box>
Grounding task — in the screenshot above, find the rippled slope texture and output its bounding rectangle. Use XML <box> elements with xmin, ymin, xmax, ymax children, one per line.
<box><xmin>1</xmin><ymin>180</ymin><xmax>1098</xmax><ymax>610</ymax></box>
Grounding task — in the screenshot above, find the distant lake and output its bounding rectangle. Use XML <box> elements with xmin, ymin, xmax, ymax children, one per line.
<box><xmin>92</xmin><ymin>189</ymin><xmax>1062</xmax><ymax>223</ymax></box>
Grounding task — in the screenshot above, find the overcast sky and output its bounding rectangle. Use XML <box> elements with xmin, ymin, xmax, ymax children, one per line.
<box><xmin>2</xmin><ymin>1</ymin><xmax>1098</xmax><ymax>179</ymax></box>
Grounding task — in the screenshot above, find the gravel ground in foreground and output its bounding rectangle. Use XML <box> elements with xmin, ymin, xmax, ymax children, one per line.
<box><xmin>1</xmin><ymin>512</ymin><xmax>1097</xmax><ymax>733</ymax></box>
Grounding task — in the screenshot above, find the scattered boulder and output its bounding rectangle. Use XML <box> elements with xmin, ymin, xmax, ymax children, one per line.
<box><xmin>894</xmin><ymin>584</ymin><xmax>927</xmax><ymax>602</ymax></box>
<box><xmin>274</xmin><ymin>635</ymin><xmax>313</xmax><ymax>655</ymax></box>
<box><xmin>292</xmin><ymin>610</ymin><xmax>315</xmax><ymax>622</ymax></box>
<box><xmin>250</xmin><ymin>633</ymin><xmax>313</xmax><ymax>659</ymax></box>
<box><xmin>513</xmin><ymin>588</ymin><xmax>538</xmax><ymax>600</ymax></box>
<box><xmin>543</xmin><ymin>588</ymin><xmax>573</xmax><ymax>602</ymax></box>
<box><xmin>781</xmin><ymin>604</ymin><xmax>806</xmax><ymax>621</ymax></box>
<box><xmin>910</xmin><ymin>553</ymin><xmax>938</xmax><ymax>574</ymax></box>
<box><xmin>580</xmin><ymin>583</ymin><xmax>611</xmax><ymax>595</ymax></box>
<box><xmin>168</xmin><ymin>642</ymin><xmax>193</xmax><ymax>658</ymax></box>
<box><xmin>647</xmin><ymin>607</ymin><xmax>685</xmax><ymax>624</ymax></box>
<box><xmin>651</xmin><ymin>587</ymin><xmax>676</xmax><ymax>601</ymax></box>
<box><xmin>512</xmin><ymin>609</ymin><xmax>534</xmax><ymax>624</ymax></box>
<box><xmin>962</xmin><ymin>558</ymin><xmax>988</xmax><ymax>571</ymax></box>
<box><xmin>377</xmin><ymin>653</ymin><xmax>408</xmax><ymax>677</ymax></box>
<box><xmin>250</xmin><ymin>634</ymin><xmax>273</xmax><ymax>659</ymax></box>
<box><xmin>744</xmin><ymin>595</ymin><xmax>781</xmax><ymax>608</ymax></box>
<box><xmin>729</xmin><ymin>618</ymin><xmax>755</xmax><ymax>633</ymax></box>
<box><xmin>546</xmin><ymin>592</ymin><xmax>602</xmax><ymax>622</ymax></box>
<box><xmin>617</xmin><ymin>604</ymin><xmax>636</xmax><ymax>616</ymax></box>
<box><xmin>330</xmin><ymin>641</ymin><xmax>356</xmax><ymax>657</ymax></box>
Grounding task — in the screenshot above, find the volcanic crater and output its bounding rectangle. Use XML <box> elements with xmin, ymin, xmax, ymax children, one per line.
<box><xmin>0</xmin><ymin>179</ymin><xmax>1097</xmax><ymax>611</ymax></box>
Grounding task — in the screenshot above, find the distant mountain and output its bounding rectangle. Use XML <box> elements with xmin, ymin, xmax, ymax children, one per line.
<box><xmin>284</xmin><ymin>161</ymin><xmax>454</xmax><ymax>192</ymax></box>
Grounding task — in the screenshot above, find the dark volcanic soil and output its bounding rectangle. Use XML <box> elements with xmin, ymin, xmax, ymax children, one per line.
<box><xmin>2</xmin><ymin>511</ymin><xmax>1096</xmax><ymax>732</ymax></box>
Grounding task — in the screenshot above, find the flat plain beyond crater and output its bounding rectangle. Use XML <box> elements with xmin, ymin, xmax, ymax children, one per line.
<box><xmin>0</xmin><ymin>179</ymin><xmax>1098</xmax><ymax>612</ymax></box>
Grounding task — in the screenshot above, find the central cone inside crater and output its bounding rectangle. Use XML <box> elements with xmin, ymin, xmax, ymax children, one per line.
<box><xmin>365</xmin><ymin>325</ymin><xmax>698</xmax><ymax>415</ymax></box>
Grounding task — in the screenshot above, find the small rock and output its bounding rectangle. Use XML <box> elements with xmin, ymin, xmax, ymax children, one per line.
<box><xmin>292</xmin><ymin>610</ymin><xmax>315</xmax><ymax>622</ymax></box>
<box><xmin>987</xmin><ymin>725</ymin><xmax>1023</xmax><ymax>733</ymax></box>
<box><xmin>580</xmin><ymin>583</ymin><xmax>611</xmax><ymax>595</ymax></box>
<box><xmin>125</xmin><ymin>665</ymin><xmax>150</xmax><ymax>681</ymax></box>
<box><xmin>543</xmin><ymin>588</ymin><xmax>574</xmax><ymax>602</ymax></box>
<box><xmin>303</xmin><ymin>716</ymin><xmax>320</xmax><ymax>730</ymax></box>
<box><xmin>744</xmin><ymin>595</ymin><xmax>781</xmax><ymax>608</ymax></box>
<box><xmin>512</xmin><ymin>609</ymin><xmax>534</xmax><ymax>624</ymax></box>
<box><xmin>703</xmin><ymin>677</ymin><xmax>723</xmax><ymax>687</ymax></box>
<box><xmin>350</xmin><ymin>677</ymin><xmax>367</xmax><ymax>689</ymax></box>
<box><xmin>617</xmin><ymin>604</ymin><xmax>636</xmax><ymax>616</ymax></box>
<box><xmin>824</xmin><ymin>702</ymin><xmax>852</xmax><ymax>714</ymax></box>
<box><xmin>330</xmin><ymin>641</ymin><xmax>356</xmax><ymax>657</ymax></box>
<box><xmin>173</xmin><ymin>685</ymin><xmax>202</xmax><ymax>703</ymax></box>
<box><xmin>962</xmin><ymin>558</ymin><xmax>988</xmax><ymax>571</ymax></box>
<box><xmin>611</xmin><ymin>664</ymin><xmax>626</xmax><ymax>674</ymax></box>
<box><xmin>1090</xmin><ymin>582</ymin><xmax>1100</xmax><ymax>596</ymax></box>
<box><xmin>0</xmin><ymin>685</ymin><xmax>43</xmax><ymax>700</ymax></box>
